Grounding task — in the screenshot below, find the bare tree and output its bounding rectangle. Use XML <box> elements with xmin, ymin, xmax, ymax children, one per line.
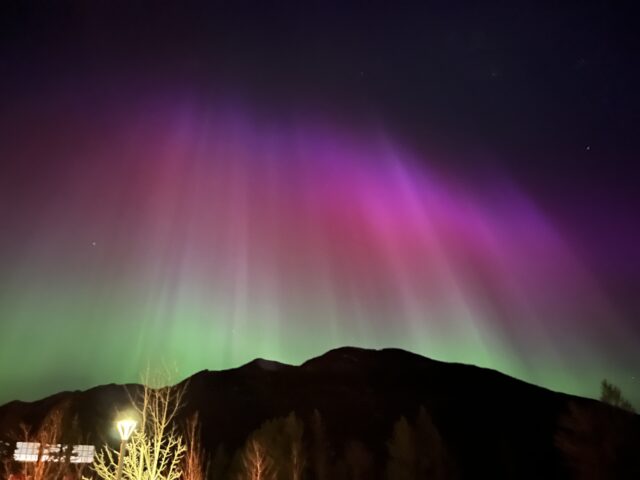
<box><xmin>414</xmin><ymin>407</ymin><xmax>452</xmax><ymax>480</ymax></box>
<box><xmin>235</xmin><ymin>412</ymin><xmax>306</xmax><ymax>480</ymax></box>
<box><xmin>386</xmin><ymin>408</ymin><xmax>454</xmax><ymax>480</ymax></box>
<box><xmin>183</xmin><ymin>412</ymin><xmax>208</xmax><ymax>480</ymax></box>
<box><xmin>386</xmin><ymin>417</ymin><xmax>416</xmax><ymax>480</ymax></box>
<box><xmin>310</xmin><ymin>410</ymin><xmax>329</xmax><ymax>480</ymax></box>
<box><xmin>89</xmin><ymin>375</ymin><xmax>187</xmax><ymax>480</ymax></box>
<box><xmin>4</xmin><ymin>406</ymin><xmax>69</xmax><ymax>480</ymax></box>
<box><xmin>284</xmin><ymin>413</ymin><xmax>305</xmax><ymax>480</ymax></box>
<box><xmin>239</xmin><ymin>437</ymin><xmax>273</xmax><ymax>480</ymax></box>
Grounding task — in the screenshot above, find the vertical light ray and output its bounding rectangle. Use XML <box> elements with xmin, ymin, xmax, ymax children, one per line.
<box><xmin>0</xmin><ymin>99</ymin><xmax>636</xmax><ymax>405</ymax></box>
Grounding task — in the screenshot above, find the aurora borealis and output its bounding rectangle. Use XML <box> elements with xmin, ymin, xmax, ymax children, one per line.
<box><xmin>1</xmin><ymin>2</ymin><xmax>638</xmax><ymax>407</ymax></box>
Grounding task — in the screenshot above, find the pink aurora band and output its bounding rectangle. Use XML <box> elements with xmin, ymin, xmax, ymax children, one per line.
<box><xmin>0</xmin><ymin>94</ymin><xmax>634</xmax><ymax>403</ymax></box>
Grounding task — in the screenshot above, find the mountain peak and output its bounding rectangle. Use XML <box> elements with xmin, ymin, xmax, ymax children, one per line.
<box><xmin>244</xmin><ymin>358</ymin><xmax>292</xmax><ymax>371</ymax></box>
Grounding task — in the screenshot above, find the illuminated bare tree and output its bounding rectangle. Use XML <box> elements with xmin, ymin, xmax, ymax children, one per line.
<box><xmin>386</xmin><ymin>408</ymin><xmax>453</xmax><ymax>480</ymax></box>
<box><xmin>3</xmin><ymin>406</ymin><xmax>73</xmax><ymax>480</ymax></box>
<box><xmin>235</xmin><ymin>412</ymin><xmax>306</xmax><ymax>480</ymax></box>
<box><xmin>284</xmin><ymin>413</ymin><xmax>305</xmax><ymax>480</ymax></box>
<box><xmin>89</xmin><ymin>374</ymin><xmax>187</xmax><ymax>480</ymax></box>
<box><xmin>386</xmin><ymin>416</ymin><xmax>416</xmax><ymax>480</ymax></box>
<box><xmin>182</xmin><ymin>412</ymin><xmax>208</xmax><ymax>480</ymax></box>
<box><xmin>239</xmin><ymin>437</ymin><xmax>273</xmax><ymax>480</ymax></box>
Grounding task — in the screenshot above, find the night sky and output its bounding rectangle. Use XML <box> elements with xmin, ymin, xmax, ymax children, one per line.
<box><xmin>1</xmin><ymin>1</ymin><xmax>638</xmax><ymax>406</ymax></box>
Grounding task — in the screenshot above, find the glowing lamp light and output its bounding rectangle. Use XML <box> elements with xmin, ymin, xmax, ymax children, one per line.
<box><xmin>116</xmin><ymin>419</ymin><xmax>137</xmax><ymax>441</ymax></box>
<box><xmin>115</xmin><ymin>418</ymin><xmax>137</xmax><ymax>480</ymax></box>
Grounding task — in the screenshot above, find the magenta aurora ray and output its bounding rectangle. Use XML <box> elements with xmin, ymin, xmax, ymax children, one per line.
<box><xmin>0</xmin><ymin>92</ymin><xmax>637</xmax><ymax>406</ymax></box>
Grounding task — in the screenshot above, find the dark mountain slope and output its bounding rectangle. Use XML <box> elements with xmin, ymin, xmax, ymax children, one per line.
<box><xmin>1</xmin><ymin>347</ymin><xmax>638</xmax><ymax>478</ymax></box>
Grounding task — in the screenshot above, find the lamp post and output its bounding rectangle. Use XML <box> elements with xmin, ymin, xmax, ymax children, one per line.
<box><xmin>115</xmin><ymin>419</ymin><xmax>137</xmax><ymax>480</ymax></box>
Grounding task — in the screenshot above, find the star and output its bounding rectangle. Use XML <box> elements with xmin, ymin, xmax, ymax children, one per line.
<box><xmin>585</xmin><ymin>145</ymin><xmax>591</xmax><ymax>151</ymax></box>
<box><xmin>91</xmin><ymin>241</ymin><xmax>97</xmax><ymax>247</ymax></box>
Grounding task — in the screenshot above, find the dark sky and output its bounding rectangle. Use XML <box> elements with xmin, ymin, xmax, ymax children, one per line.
<box><xmin>3</xmin><ymin>1</ymin><xmax>638</xmax><ymax>153</ymax></box>
<box><xmin>0</xmin><ymin>1</ymin><xmax>638</xmax><ymax>402</ymax></box>
<box><xmin>3</xmin><ymin>0</ymin><xmax>638</xmax><ymax>312</ymax></box>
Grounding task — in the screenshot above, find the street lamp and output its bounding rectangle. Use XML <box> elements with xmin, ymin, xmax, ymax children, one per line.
<box><xmin>115</xmin><ymin>419</ymin><xmax>137</xmax><ymax>480</ymax></box>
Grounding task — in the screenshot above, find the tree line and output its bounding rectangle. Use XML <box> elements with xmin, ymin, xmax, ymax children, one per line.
<box><xmin>2</xmin><ymin>377</ymin><xmax>456</xmax><ymax>480</ymax></box>
<box><xmin>2</xmin><ymin>377</ymin><xmax>637</xmax><ymax>479</ymax></box>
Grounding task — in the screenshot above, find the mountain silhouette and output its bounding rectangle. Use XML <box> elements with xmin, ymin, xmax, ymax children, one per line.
<box><xmin>1</xmin><ymin>347</ymin><xmax>638</xmax><ymax>478</ymax></box>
